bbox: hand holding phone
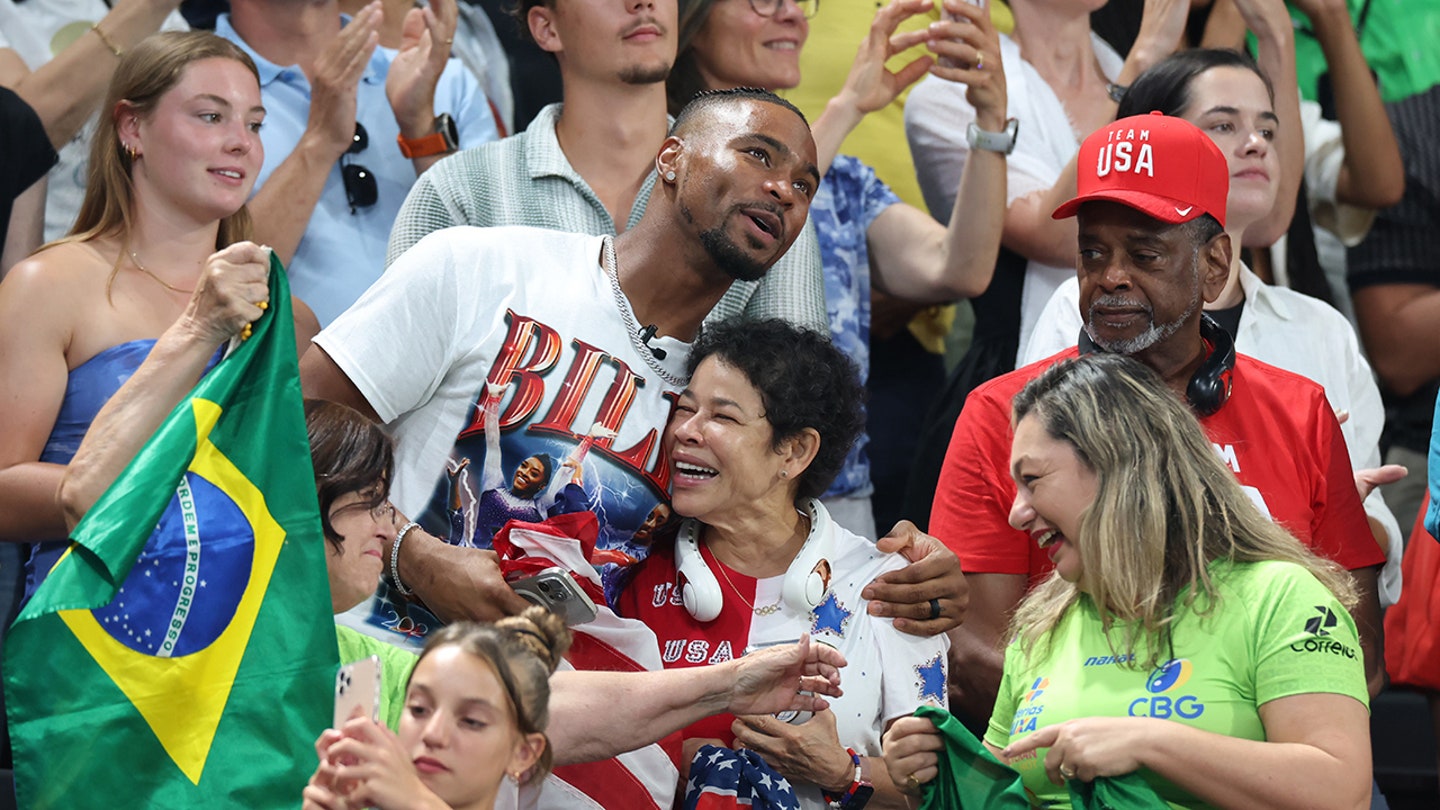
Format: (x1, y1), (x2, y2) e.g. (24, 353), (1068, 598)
(510, 566), (598, 625)
(334, 655), (382, 728)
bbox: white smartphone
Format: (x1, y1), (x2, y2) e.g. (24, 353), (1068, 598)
(511, 566), (599, 626)
(334, 655), (382, 727)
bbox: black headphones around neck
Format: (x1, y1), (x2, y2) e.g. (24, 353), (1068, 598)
(1078, 313), (1235, 417)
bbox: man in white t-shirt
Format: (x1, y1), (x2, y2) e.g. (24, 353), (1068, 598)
(301, 88), (831, 637)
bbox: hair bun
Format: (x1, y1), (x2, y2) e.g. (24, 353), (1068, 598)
(497, 606), (572, 673)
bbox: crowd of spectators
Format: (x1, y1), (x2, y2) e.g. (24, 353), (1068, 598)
(1, 0), (1437, 807)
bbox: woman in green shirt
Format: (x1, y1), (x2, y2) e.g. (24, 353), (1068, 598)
(882, 353), (1371, 809)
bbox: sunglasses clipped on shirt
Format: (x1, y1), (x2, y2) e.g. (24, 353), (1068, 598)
(341, 122), (377, 214)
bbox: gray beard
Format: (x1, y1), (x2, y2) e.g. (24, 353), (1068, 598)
(1085, 292), (1199, 355)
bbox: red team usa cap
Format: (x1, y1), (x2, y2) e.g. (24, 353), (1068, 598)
(1052, 111), (1229, 228)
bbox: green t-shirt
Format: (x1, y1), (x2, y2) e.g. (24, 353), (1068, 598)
(984, 560), (1367, 809)
(337, 624), (418, 732)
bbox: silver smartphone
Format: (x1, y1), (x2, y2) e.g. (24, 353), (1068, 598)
(334, 655), (382, 727)
(511, 566), (599, 626)
(939, 0), (987, 69)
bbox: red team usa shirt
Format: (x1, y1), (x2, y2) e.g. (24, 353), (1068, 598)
(931, 348), (1385, 586)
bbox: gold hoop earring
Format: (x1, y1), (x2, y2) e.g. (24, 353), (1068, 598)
(123, 143), (138, 162)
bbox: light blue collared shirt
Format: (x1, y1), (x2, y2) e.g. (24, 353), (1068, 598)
(216, 14), (499, 325)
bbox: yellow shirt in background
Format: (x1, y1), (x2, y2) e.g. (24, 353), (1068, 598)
(781, 1), (1013, 353)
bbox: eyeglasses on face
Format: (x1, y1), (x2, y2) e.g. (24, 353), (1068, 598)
(340, 122), (377, 214)
(747, 0), (819, 19)
(333, 498), (395, 524)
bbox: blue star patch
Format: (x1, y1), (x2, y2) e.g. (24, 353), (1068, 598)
(810, 592), (852, 637)
(915, 654), (946, 704)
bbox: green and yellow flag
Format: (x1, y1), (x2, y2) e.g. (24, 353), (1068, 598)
(4, 254), (338, 807)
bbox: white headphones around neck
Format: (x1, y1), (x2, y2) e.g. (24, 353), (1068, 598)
(674, 498), (833, 622)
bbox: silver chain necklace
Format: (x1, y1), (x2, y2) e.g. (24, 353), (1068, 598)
(601, 235), (686, 387)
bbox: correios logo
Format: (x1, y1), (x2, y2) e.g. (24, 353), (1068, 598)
(1128, 659), (1204, 719)
(1305, 606), (1338, 636)
(1292, 605), (1357, 658)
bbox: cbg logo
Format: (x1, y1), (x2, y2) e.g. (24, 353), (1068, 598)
(1127, 658), (1204, 719)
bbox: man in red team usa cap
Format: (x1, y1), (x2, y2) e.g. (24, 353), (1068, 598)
(929, 113), (1386, 727)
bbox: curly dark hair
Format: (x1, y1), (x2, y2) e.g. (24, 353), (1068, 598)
(686, 319), (863, 500)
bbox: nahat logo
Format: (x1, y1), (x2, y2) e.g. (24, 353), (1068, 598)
(1305, 606), (1338, 636)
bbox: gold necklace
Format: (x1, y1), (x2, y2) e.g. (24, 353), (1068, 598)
(128, 251), (195, 295)
(712, 551), (784, 616)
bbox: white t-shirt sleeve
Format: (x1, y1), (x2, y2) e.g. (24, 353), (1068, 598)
(313, 230), (469, 424)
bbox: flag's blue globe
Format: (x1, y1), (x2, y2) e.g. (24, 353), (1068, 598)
(94, 472), (254, 657)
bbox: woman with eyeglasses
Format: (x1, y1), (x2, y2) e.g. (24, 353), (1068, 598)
(0, 31), (318, 603)
(664, 0), (1007, 541)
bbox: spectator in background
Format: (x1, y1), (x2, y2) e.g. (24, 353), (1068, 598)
(776, 0), (959, 535)
(216, 0), (498, 325)
(1195, 0), (1405, 328)
(0, 86), (56, 272)
(338, 0), (514, 134)
(384, 0), (828, 334)
(1021, 47), (1406, 612)
(663, 0), (1007, 539)
(886, 353), (1372, 810)
(0, 0), (189, 244)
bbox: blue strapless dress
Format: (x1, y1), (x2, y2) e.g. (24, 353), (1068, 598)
(25, 339), (221, 598)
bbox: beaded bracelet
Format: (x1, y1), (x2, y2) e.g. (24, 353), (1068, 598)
(91, 23), (123, 58)
(390, 521), (421, 597)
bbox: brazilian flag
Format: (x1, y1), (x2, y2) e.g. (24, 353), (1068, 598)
(4, 254), (338, 807)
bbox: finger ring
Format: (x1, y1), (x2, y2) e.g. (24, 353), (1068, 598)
(240, 323), (254, 341)
(928, 598), (942, 621)
(905, 773), (920, 792)
(975, 52), (985, 71)
(444, 38), (454, 44)
(258, 300), (269, 311)
(1059, 764), (1076, 780)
